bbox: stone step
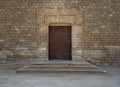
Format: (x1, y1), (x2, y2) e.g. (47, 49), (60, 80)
(17, 64), (106, 74)
(16, 60), (106, 74)
(20, 67), (98, 70)
(0, 64), (23, 70)
(23, 65), (98, 70)
(29, 63), (92, 66)
(27, 64), (95, 67)
(16, 68), (105, 74)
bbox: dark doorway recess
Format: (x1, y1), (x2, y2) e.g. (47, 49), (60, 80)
(49, 26), (72, 60)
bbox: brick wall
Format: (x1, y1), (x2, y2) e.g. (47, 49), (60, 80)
(0, 0), (120, 66)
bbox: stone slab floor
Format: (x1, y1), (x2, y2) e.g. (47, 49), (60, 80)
(0, 67), (120, 87)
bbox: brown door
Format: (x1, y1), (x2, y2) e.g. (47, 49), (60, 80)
(49, 26), (71, 60)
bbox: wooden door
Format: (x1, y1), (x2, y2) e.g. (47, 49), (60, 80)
(49, 26), (71, 60)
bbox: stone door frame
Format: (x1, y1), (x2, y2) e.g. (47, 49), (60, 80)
(37, 14), (83, 61)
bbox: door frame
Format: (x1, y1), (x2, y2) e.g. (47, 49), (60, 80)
(48, 23), (72, 60)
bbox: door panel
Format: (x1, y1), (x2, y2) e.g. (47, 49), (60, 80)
(49, 26), (71, 60)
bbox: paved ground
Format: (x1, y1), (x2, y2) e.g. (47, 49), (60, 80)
(0, 67), (120, 87)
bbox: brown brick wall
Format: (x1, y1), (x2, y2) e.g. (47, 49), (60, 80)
(0, 0), (120, 66)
